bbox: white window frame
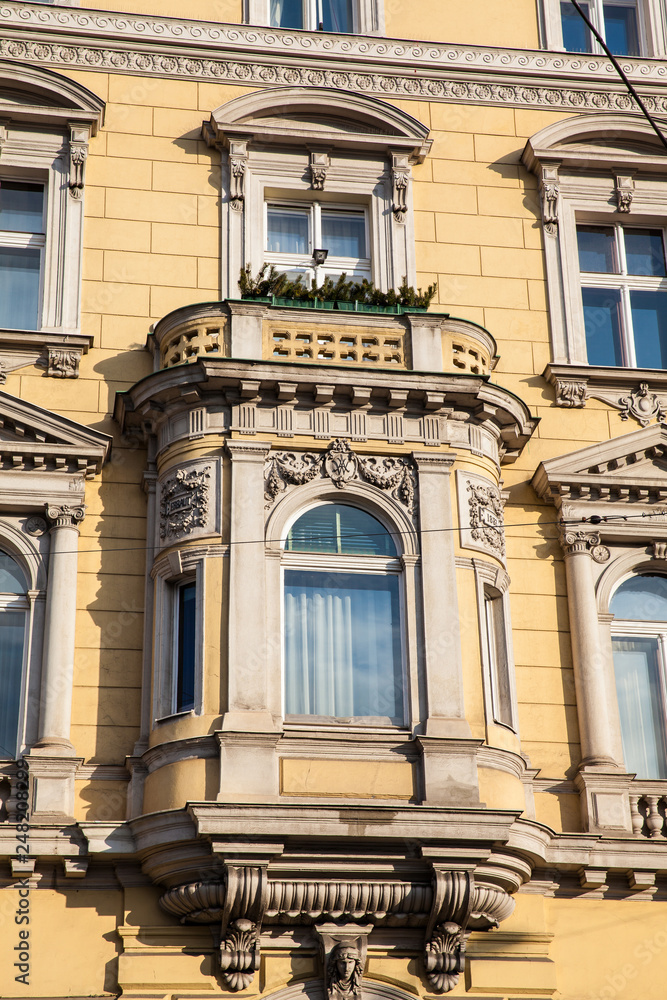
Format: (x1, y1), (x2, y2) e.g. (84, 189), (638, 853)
(541, 0), (666, 55)
(246, 0), (384, 33)
(576, 220), (667, 368)
(472, 560), (519, 737)
(153, 558), (205, 725)
(278, 498), (410, 728)
(0, 180), (47, 333)
(264, 200), (372, 286)
(268, 0), (356, 32)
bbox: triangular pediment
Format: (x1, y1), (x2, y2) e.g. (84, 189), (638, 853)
(533, 424), (667, 503)
(0, 391), (111, 477)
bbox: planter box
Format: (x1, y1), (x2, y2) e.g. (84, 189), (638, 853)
(335, 302), (402, 314)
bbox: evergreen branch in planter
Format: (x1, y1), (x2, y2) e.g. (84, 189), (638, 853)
(238, 265), (437, 309)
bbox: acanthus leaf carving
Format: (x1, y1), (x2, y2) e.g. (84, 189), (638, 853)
(218, 865), (269, 992)
(219, 918), (260, 991)
(264, 439), (417, 517)
(47, 348), (81, 379)
(159, 465), (211, 540)
(554, 377), (587, 408)
(424, 922), (470, 993)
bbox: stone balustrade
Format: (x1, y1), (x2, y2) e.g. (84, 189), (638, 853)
(629, 786), (667, 837)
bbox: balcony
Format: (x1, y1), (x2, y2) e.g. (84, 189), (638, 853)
(148, 299), (498, 377)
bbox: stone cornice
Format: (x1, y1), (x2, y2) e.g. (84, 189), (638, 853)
(5, 3), (667, 110)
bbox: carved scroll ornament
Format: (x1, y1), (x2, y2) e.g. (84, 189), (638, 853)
(264, 438), (417, 517)
(159, 465), (211, 540)
(619, 383), (666, 427)
(467, 480), (505, 556)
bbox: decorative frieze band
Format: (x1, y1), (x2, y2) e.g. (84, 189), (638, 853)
(264, 438), (418, 517)
(4, 5), (667, 112)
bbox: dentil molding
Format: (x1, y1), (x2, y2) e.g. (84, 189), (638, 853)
(5, 3), (667, 110)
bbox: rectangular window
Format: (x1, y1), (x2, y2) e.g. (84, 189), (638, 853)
(174, 580), (196, 713)
(484, 589), (515, 730)
(0, 181), (45, 331)
(577, 223), (667, 367)
(265, 201), (371, 285)
(269, 0), (354, 31)
(612, 635), (667, 778)
(560, 0), (641, 55)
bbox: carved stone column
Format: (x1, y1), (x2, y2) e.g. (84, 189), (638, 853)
(28, 503), (85, 818)
(221, 441), (280, 801)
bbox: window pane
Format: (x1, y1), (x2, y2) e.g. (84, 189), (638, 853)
(630, 290), (667, 368)
(613, 636), (667, 778)
(322, 0), (354, 32)
(321, 212), (366, 258)
(485, 594), (513, 728)
(176, 582), (196, 712)
(611, 574), (667, 621)
(0, 611), (25, 758)
(267, 208), (309, 254)
(0, 554), (26, 595)
(0, 182), (44, 234)
(624, 229), (666, 277)
(269, 0), (303, 28)
(0, 248), (40, 330)
(582, 287), (624, 366)
(603, 3), (640, 56)
(284, 570), (403, 721)
(287, 504), (397, 556)
(577, 226), (617, 273)
(561, 1), (593, 51)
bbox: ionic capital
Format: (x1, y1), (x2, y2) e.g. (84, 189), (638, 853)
(559, 527), (609, 563)
(45, 503), (86, 529)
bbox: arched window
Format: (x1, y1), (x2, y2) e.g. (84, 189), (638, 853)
(610, 573), (667, 778)
(0, 551), (28, 758)
(283, 502), (404, 724)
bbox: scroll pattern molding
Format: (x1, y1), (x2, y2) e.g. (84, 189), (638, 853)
(264, 439), (417, 517)
(159, 867), (514, 994)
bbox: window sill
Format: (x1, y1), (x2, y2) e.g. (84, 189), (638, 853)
(545, 362), (667, 426)
(0, 329), (93, 381)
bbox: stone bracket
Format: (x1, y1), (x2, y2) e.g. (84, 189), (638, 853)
(219, 864), (269, 991)
(68, 123), (91, 200)
(539, 162), (560, 236)
(391, 153), (410, 223)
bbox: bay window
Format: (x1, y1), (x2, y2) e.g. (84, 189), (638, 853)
(174, 580), (196, 714)
(610, 573), (667, 779)
(578, 224), (667, 368)
(283, 503), (404, 724)
(265, 202), (371, 285)
(0, 181), (45, 331)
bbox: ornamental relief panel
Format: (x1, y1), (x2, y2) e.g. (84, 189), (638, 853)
(456, 470), (505, 560)
(264, 439), (417, 519)
(158, 459), (220, 546)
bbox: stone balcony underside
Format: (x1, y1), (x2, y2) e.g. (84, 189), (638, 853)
(149, 299), (499, 379)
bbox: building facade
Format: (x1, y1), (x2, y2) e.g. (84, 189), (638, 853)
(1, 0), (667, 997)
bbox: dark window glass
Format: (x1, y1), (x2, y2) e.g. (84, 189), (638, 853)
(630, 290), (667, 368)
(284, 570), (403, 720)
(485, 592), (513, 728)
(625, 229), (666, 277)
(176, 582), (196, 712)
(0, 248), (41, 330)
(603, 3), (640, 55)
(287, 504), (397, 556)
(582, 287), (624, 365)
(577, 225), (618, 273)
(561, 1), (593, 51)
(322, 0), (354, 32)
(0, 610), (26, 758)
(0, 182), (44, 234)
(269, 0), (303, 28)
(611, 574), (667, 621)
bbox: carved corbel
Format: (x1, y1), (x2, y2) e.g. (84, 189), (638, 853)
(554, 377), (587, 408)
(309, 150), (330, 191)
(0, 120), (8, 158)
(228, 140), (248, 212)
(218, 865), (268, 990)
(47, 347), (82, 379)
(391, 153), (410, 223)
(539, 163), (560, 236)
(651, 540), (667, 560)
(614, 172), (635, 213)
(68, 124), (90, 200)
(314, 923), (371, 1000)
(618, 383), (666, 426)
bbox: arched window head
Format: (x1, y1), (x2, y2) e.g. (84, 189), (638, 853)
(0, 550), (27, 759)
(283, 502), (404, 724)
(610, 572), (667, 779)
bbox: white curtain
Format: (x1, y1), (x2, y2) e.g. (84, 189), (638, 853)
(0, 610), (26, 759)
(612, 637), (667, 778)
(284, 571), (401, 720)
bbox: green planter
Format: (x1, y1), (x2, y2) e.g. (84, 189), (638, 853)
(272, 296), (316, 308)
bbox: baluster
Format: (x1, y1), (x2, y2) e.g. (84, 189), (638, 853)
(646, 796), (663, 838)
(629, 794), (645, 836)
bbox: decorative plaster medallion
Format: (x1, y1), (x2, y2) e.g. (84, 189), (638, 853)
(264, 438), (417, 516)
(159, 463), (212, 540)
(457, 472), (505, 559)
(618, 383), (666, 427)
(24, 516), (48, 536)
